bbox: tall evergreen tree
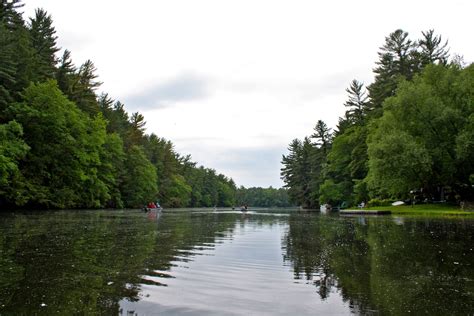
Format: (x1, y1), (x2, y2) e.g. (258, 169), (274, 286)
(0, 23), (16, 116)
(56, 49), (76, 97)
(99, 99), (131, 137)
(0, 0), (24, 29)
(311, 120), (332, 156)
(9, 15), (34, 98)
(367, 29), (415, 116)
(29, 8), (59, 82)
(343, 79), (368, 124)
(281, 139), (304, 205)
(127, 112), (146, 147)
(418, 29), (449, 66)
(71, 60), (101, 115)
(0, 0), (34, 105)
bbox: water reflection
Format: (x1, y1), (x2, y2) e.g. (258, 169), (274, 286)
(0, 209), (473, 315)
(121, 210), (349, 315)
(0, 210), (158, 315)
(283, 213), (474, 315)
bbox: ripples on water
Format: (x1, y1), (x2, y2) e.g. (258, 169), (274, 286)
(123, 212), (347, 316)
(0, 209), (473, 315)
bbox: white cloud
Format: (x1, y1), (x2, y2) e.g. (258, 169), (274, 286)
(123, 72), (210, 110)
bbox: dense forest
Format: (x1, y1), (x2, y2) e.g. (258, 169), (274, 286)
(281, 29), (474, 208)
(0, 1), (242, 209)
(236, 186), (293, 207)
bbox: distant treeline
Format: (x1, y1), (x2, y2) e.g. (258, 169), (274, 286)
(0, 1), (239, 209)
(236, 187), (293, 207)
(281, 29), (474, 208)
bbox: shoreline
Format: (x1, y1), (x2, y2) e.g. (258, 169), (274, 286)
(364, 204), (474, 217)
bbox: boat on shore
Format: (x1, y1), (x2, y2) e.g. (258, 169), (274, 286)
(320, 204), (333, 214)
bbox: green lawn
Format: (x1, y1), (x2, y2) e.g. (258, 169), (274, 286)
(364, 203), (474, 216)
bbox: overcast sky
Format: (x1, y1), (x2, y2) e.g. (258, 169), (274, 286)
(24, 0), (474, 188)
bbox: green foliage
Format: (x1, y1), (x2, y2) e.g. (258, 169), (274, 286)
(367, 29), (414, 115)
(320, 125), (368, 206)
(0, 23), (16, 115)
(56, 50), (76, 98)
(282, 29), (473, 207)
(0, 3), (239, 209)
(236, 186), (292, 207)
(366, 198), (392, 207)
(367, 123), (432, 197)
(367, 29), (449, 117)
(353, 179), (369, 204)
(28, 8), (58, 82)
(121, 146), (158, 208)
(343, 79), (369, 125)
(0, 120), (29, 190)
(164, 174), (191, 207)
(217, 180), (235, 207)
(71, 60), (101, 116)
(311, 120), (332, 154)
(367, 64), (474, 199)
(281, 138), (319, 208)
(319, 179), (345, 205)
(281, 138), (304, 204)
(6, 81), (110, 208)
(98, 133), (125, 208)
(418, 29), (449, 67)
(0, 2), (35, 114)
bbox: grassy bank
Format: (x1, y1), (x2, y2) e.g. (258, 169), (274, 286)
(364, 204), (474, 216)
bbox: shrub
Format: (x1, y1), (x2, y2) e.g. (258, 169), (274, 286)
(367, 198), (392, 207)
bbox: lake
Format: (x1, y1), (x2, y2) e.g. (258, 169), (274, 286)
(0, 208), (473, 315)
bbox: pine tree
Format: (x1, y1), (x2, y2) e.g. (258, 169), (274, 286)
(281, 139), (304, 205)
(71, 60), (101, 115)
(0, 0), (24, 30)
(311, 120), (332, 155)
(343, 79), (368, 124)
(367, 29), (415, 116)
(418, 29), (449, 66)
(127, 112), (146, 147)
(0, 23), (16, 116)
(10, 15), (34, 97)
(29, 8), (59, 81)
(56, 50), (76, 97)
(0, 0), (34, 106)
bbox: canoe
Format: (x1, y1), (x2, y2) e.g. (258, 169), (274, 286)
(143, 207), (162, 212)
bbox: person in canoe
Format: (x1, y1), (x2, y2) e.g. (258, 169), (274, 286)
(143, 201), (157, 212)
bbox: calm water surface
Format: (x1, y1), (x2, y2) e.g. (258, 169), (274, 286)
(0, 209), (473, 315)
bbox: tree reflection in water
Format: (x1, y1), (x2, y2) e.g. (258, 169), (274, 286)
(282, 213), (474, 315)
(0, 210), (239, 315)
(1, 210), (473, 315)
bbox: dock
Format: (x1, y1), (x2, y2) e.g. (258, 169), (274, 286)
(340, 209), (392, 215)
